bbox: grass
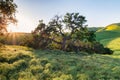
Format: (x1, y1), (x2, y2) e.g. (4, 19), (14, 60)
(97, 23), (120, 32)
(100, 38), (120, 50)
(1, 45), (120, 80)
(96, 30), (120, 41)
(105, 23), (120, 31)
(96, 23), (120, 42)
(95, 24), (120, 77)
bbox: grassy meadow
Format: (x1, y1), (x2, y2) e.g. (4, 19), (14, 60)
(1, 0), (120, 79)
(1, 45), (120, 80)
(1, 23), (120, 80)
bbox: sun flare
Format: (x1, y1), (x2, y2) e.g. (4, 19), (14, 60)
(8, 24), (18, 32)
(7, 13), (35, 33)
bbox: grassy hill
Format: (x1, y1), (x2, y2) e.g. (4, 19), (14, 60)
(96, 23), (120, 52)
(105, 23), (120, 31)
(100, 38), (120, 51)
(96, 23), (120, 42)
(97, 23), (120, 32)
(1, 45), (120, 80)
(96, 30), (120, 41)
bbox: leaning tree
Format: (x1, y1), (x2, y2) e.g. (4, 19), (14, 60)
(48, 13), (88, 50)
(26, 12), (113, 54)
(32, 13), (92, 50)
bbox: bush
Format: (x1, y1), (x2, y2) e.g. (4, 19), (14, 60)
(103, 48), (113, 54)
(19, 35), (34, 47)
(66, 41), (113, 54)
(93, 42), (113, 54)
(20, 34), (51, 49)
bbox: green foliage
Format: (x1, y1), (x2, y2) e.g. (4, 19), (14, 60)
(66, 41), (112, 54)
(19, 34), (34, 47)
(21, 20), (52, 49)
(93, 42), (113, 54)
(72, 29), (96, 42)
(21, 12), (110, 54)
(0, 0), (17, 16)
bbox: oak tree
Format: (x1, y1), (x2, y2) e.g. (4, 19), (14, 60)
(0, 0), (17, 34)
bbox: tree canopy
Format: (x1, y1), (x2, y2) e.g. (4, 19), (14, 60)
(20, 12), (113, 54)
(0, 0), (17, 34)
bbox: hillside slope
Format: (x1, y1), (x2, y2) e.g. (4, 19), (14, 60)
(96, 23), (120, 40)
(1, 46), (120, 80)
(96, 23), (120, 52)
(96, 30), (120, 41)
(97, 23), (120, 32)
(105, 23), (120, 31)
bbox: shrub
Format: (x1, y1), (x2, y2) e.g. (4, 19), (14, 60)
(66, 41), (113, 54)
(20, 34), (51, 49)
(19, 35), (34, 48)
(103, 48), (113, 54)
(93, 42), (113, 54)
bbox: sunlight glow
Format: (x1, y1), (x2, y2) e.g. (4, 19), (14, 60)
(7, 12), (36, 33)
(8, 24), (18, 32)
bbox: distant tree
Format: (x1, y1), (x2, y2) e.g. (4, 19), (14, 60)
(0, 0), (17, 35)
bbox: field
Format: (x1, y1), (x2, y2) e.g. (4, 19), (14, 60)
(1, 45), (120, 80)
(1, 23), (120, 80)
(1, 0), (120, 79)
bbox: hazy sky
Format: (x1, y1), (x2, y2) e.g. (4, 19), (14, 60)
(9, 0), (120, 32)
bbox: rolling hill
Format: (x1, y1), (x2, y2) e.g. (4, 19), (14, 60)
(105, 23), (120, 31)
(97, 23), (120, 32)
(96, 23), (120, 51)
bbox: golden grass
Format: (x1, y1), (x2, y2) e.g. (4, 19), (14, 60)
(105, 24), (120, 31)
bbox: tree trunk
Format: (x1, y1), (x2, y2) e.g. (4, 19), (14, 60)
(61, 35), (72, 51)
(61, 37), (67, 51)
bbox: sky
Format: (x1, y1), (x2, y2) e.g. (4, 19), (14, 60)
(8, 0), (120, 32)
